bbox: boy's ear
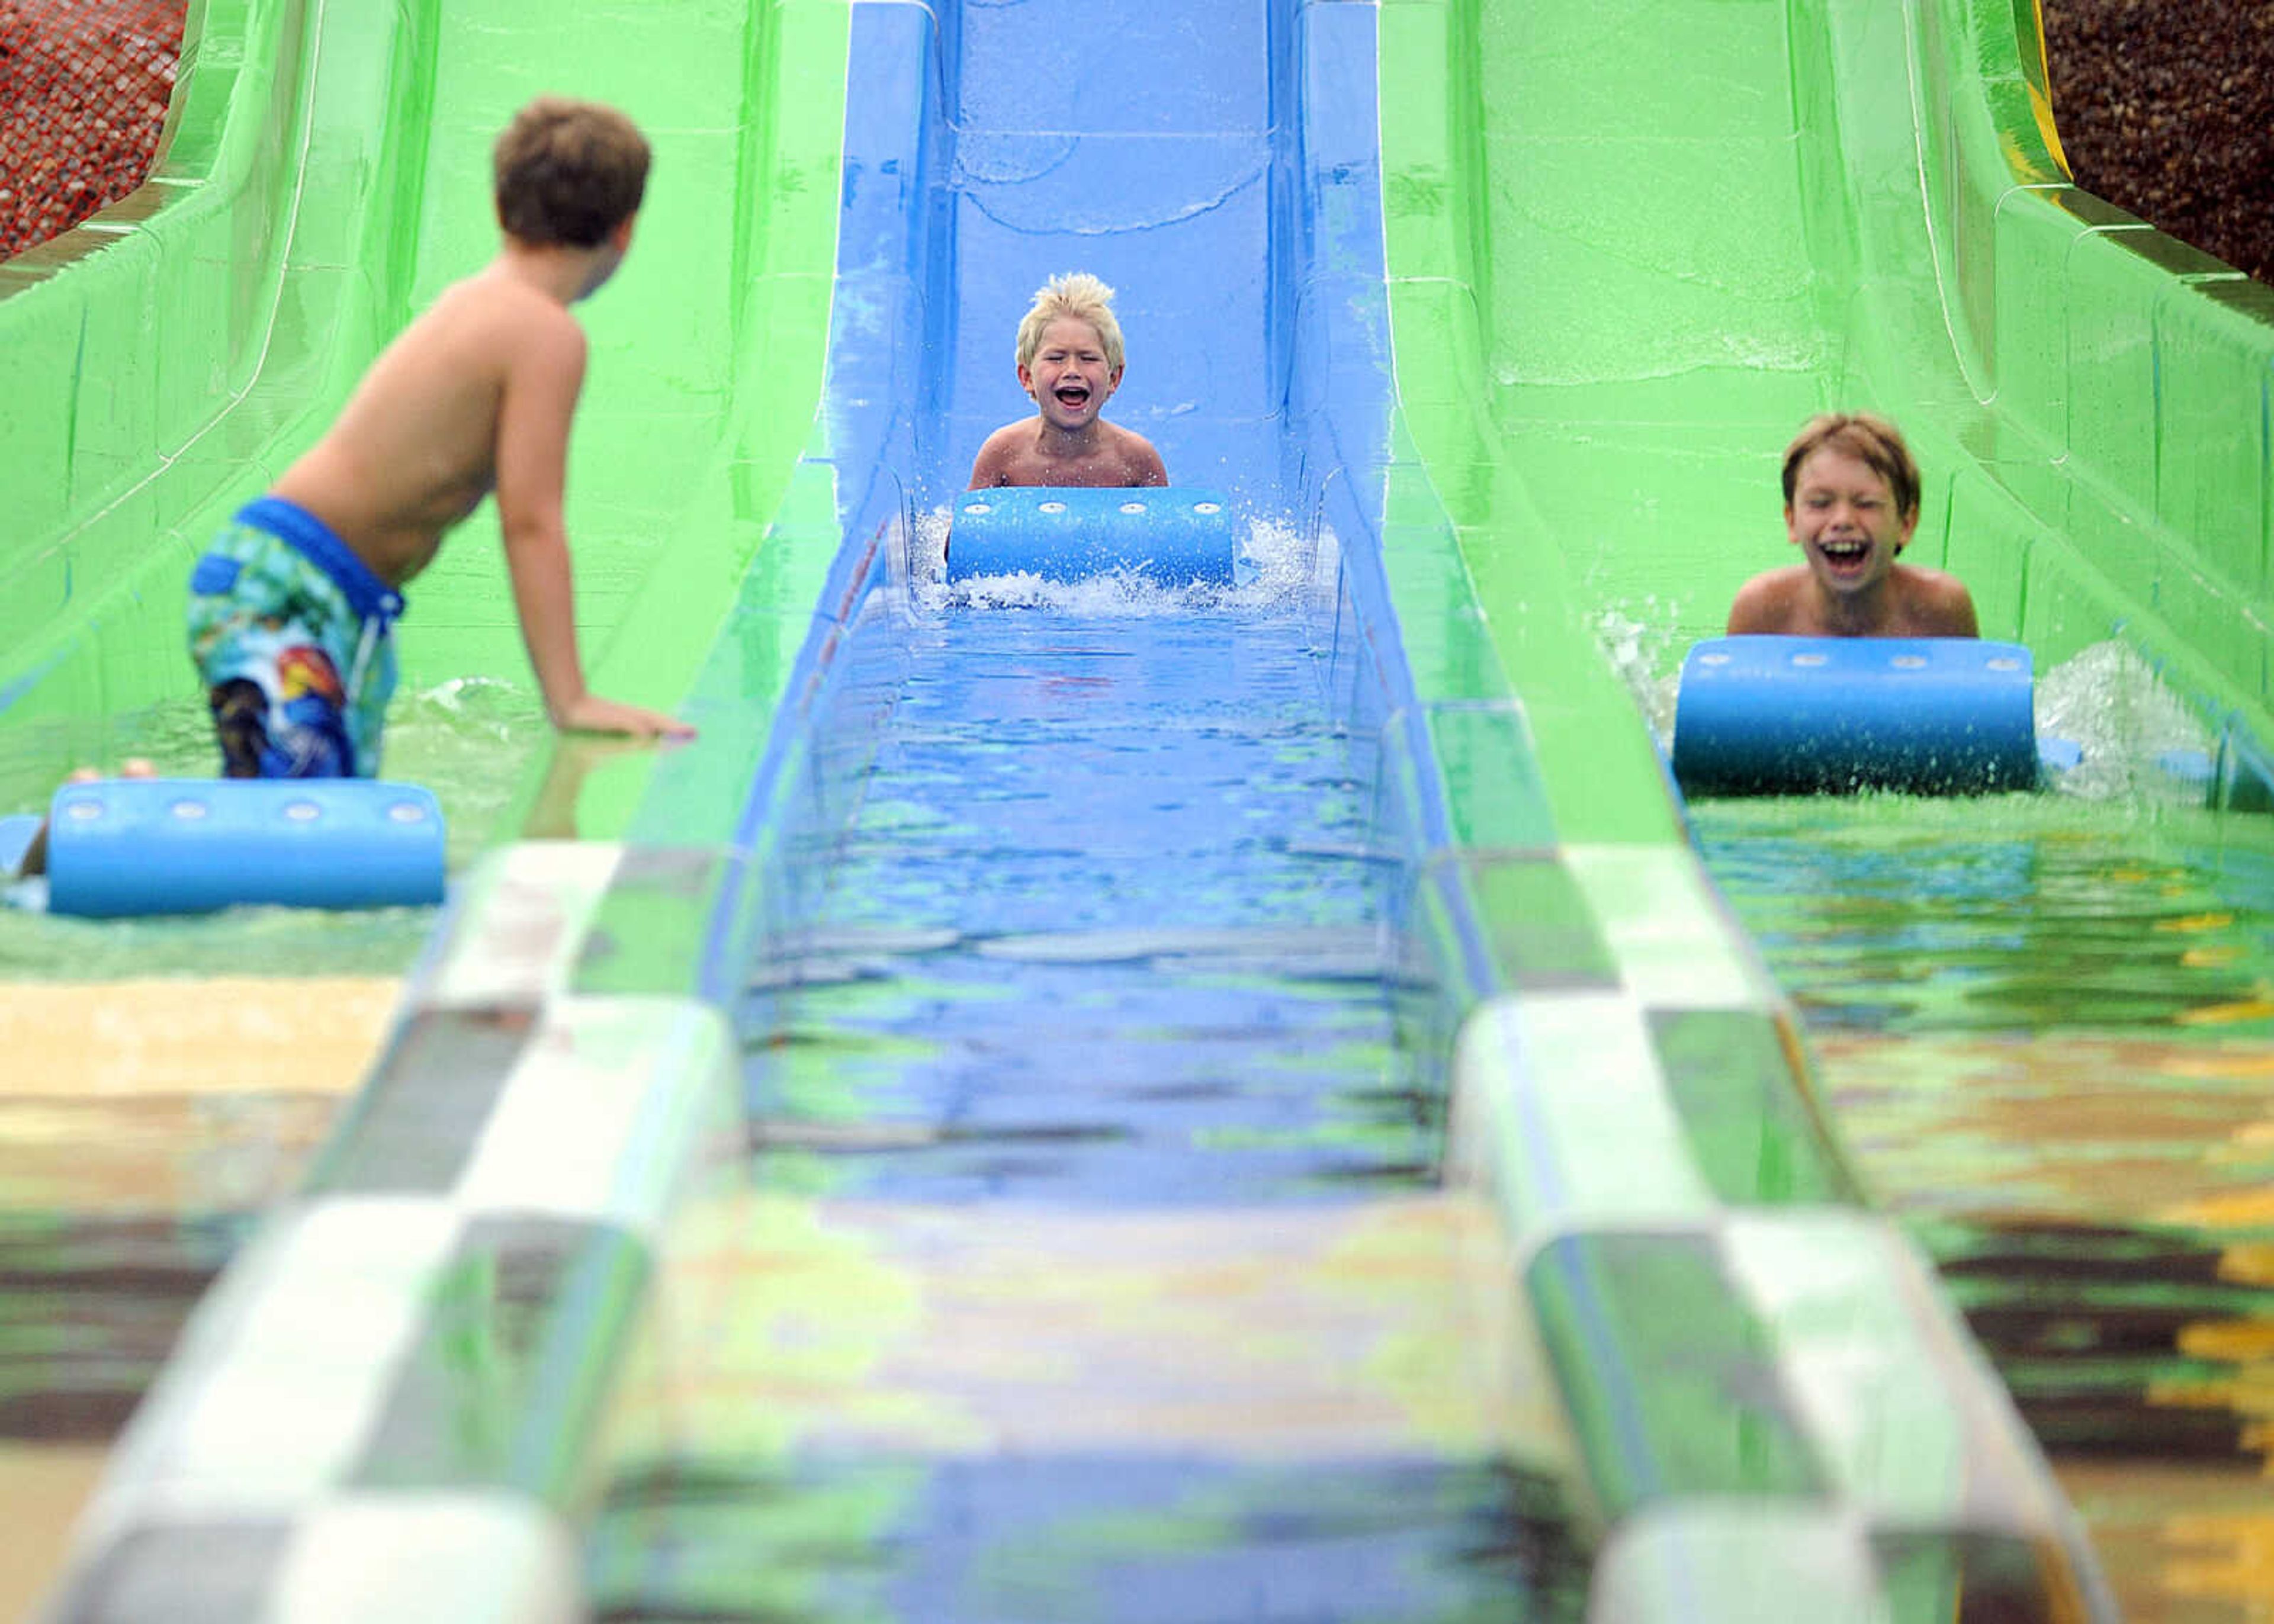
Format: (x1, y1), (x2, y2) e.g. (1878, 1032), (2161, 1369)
(609, 213), (638, 253)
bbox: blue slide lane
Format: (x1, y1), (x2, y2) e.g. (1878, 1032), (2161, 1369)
(581, 2), (1595, 1617)
(714, 0), (1451, 1201)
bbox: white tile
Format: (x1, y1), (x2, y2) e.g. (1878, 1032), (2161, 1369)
(1452, 993), (1716, 1250)
(271, 1491), (579, 1624)
(1565, 843), (1777, 1009)
(1587, 1502), (1880, 1624)
(413, 843), (624, 1011)
(1721, 1212), (1999, 1527)
(454, 996), (737, 1241)
(77, 1200), (457, 1535)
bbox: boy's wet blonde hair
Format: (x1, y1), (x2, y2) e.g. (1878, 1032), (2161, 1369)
(494, 97), (650, 249)
(1015, 272), (1126, 374)
(1781, 411), (1922, 520)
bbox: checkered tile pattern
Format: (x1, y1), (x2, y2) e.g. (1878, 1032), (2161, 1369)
(1428, 837), (2115, 1614)
(36, 845), (738, 1624)
(1341, 446), (2114, 1616)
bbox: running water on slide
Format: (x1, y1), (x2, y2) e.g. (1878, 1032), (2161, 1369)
(5, 0), (2267, 1619)
(581, 4), (1603, 1613)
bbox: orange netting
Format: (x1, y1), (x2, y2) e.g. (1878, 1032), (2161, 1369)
(0, 0), (185, 261)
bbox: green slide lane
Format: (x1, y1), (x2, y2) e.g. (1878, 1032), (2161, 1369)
(1380, 1), (2274, 1613)
(0, 0), (849, 848)
(1382, 0), (2274, 825)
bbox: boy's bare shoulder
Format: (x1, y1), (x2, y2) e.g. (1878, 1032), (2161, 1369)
(411, 272), (586, 369)
(1726, 565), (1809, 633)
(968, 422), (1026, 487)
(975, 420), (1026, 457)
(1106, 422), (1168, 486)
(1895, 563), (1979, 636)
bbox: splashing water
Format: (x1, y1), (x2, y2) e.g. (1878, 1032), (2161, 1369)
(1591, 612), (2234, 806)
(1589, 599), (1687, 744)
(913, 504), (1329, 618)
(2035, 641), (2217, 804)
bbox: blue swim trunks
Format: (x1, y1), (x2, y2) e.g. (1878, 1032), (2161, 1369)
(185, 497), (404, 778)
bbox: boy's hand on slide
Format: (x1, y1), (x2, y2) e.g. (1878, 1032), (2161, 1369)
(557, 693), (696, 740)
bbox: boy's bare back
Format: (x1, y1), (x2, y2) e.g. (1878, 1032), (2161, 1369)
(256, 95), (681, 739)
(271, 266), (587, 589)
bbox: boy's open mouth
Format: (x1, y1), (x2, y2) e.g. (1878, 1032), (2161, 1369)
(1819, 538), (1870, 568)
(1055, 385), (1091, 407)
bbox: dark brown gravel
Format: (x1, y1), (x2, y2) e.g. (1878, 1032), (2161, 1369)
(2041, 0), (2274, 282)
(0, 0), (183, 260)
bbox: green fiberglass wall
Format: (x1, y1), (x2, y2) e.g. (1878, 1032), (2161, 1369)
(1382, 0), (2274, 819)
(0, 0), (846, 845)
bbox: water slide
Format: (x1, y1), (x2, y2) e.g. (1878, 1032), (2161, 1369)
(5, 0), (2271, 1617)
(1379, 5), (2274, 1615)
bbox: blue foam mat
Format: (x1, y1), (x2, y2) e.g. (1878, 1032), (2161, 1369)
(1672, 635), (2041, 796)
(43, 778), (447, 917)
(948, 487), (1235, 585)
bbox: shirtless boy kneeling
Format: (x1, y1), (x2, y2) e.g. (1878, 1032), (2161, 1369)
(190, 94), (692, 782)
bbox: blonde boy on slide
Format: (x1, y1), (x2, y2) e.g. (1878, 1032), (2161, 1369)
(969, 273), (1168, 490)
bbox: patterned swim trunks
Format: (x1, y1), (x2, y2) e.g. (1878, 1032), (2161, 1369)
(185, 496), (404, 778)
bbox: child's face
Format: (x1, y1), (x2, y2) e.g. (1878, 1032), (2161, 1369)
(1019, 317), (1120, 431)
(1785, 446), (1918, 598)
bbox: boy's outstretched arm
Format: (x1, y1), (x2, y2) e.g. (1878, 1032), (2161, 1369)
(497, 314), (693, 739)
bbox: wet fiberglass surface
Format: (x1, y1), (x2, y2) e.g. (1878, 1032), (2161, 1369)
(1686, 651), (2274, 1621)
(581, 0), (1595, 1612)
(586, 551), (1594, 1621)
(738, 562), (1431, 1205)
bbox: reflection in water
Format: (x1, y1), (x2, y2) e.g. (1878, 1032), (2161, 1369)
(0, 677), (550, 1601)
(591, 1453), (1585, 1624)
(593, 1193), (1589, 1622)
(591, 569), (1592, 1618)
(744, 572), (1430, 1209)
(0, 1215), (245, 1441)
(1692, 787), (2274, 1622)
(1695, 795), (2274, 1037)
